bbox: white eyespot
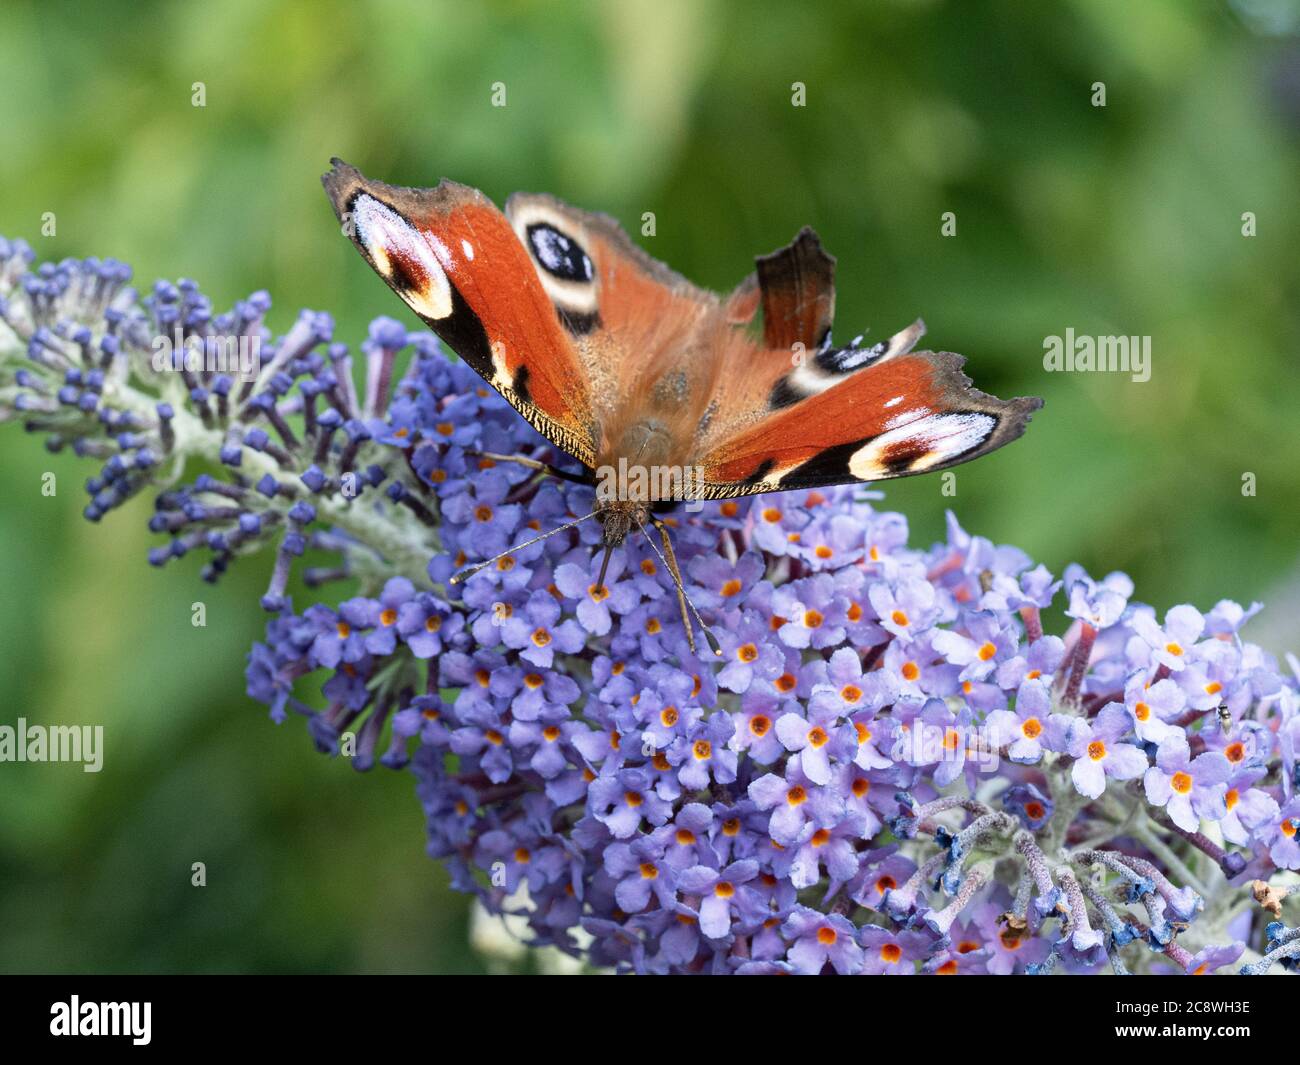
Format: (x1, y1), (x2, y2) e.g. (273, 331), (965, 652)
(846, 412), (996, 480)
(884, 395), (904, 408)
(351, 193), (453, 321)
(461, 239), (475, 261)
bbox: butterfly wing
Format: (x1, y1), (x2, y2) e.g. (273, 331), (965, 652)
(322, 159), (599, 466)
(692, 230), (1042, 497)
(502, 191), (722, 457)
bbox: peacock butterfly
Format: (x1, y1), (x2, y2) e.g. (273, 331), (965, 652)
(322, 159), (1042, 652)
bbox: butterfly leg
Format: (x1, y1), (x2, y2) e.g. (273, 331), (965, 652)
(645, 516), (722, 658)
(464, 450), (592, 485)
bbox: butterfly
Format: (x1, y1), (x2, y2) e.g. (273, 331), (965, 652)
(322, 158), (1042, 653)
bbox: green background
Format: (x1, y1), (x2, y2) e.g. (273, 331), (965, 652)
(0, 0), (1297, 972)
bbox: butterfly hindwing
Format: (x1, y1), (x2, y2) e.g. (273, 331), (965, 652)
(755, 226), (836, 351)
(322, 159), (599, 467)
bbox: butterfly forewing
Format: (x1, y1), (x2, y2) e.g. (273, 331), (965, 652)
(322, 159), (599, 467)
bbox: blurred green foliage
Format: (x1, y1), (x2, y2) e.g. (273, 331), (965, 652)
(0, 0), (1297, 972)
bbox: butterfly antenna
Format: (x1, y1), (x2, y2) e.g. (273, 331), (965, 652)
(595, 542), (614, 596)
(450, 510), (600, 585)
(463, 449), (591, 486)
(636, 517), (723, 658)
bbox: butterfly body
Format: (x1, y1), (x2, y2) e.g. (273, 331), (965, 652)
(321, 159), (1042, 553)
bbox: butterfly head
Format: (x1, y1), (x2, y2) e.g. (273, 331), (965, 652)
(595, 500), (647, 548)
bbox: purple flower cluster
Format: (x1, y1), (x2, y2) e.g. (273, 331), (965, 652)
(4, 237), (1297, 975)
(247, 343), (1300, 975)
(0, 236), (439, 595)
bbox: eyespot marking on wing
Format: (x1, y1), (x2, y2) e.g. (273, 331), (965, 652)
(846, 411), (997, 480)
(510, 203), (600, 320)
(350, 193), (453, 321)
(527, 222), (594, 282)
(767, 319), (927, 410)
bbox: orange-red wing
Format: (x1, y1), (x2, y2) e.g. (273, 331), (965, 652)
(696, 349), (1043, 497)
(322, 159), (598, 467)
(503, 192), (719, 455)
(755, 227), (836, 351)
